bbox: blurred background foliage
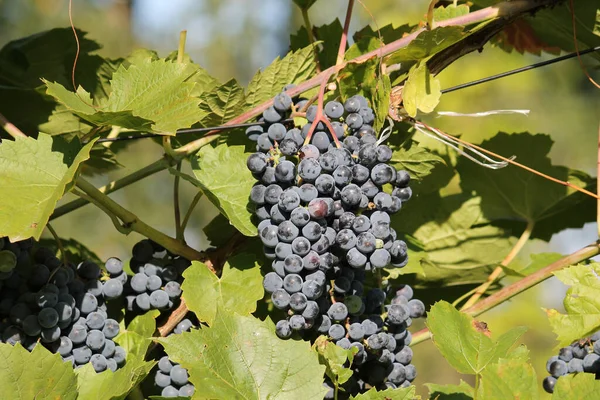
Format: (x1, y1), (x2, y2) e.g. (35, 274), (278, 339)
(0, 0), (598, 397)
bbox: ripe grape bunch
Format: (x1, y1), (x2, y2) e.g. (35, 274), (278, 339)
(124, 239), (189, 314)
(246, 88), (424, 394)
(154, 318), (196, 398)
(0, 237), (127, 373)
(543, 331), (600, 393)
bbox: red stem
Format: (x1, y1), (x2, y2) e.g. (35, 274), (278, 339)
(336, 0), (355, 66)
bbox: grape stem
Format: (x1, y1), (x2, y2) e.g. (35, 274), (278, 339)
(301, 8), (321, 73)
(173, 162), (183, 243)
(45, 223), (68, 268)
(460, 220), (535, 310)
(75, 177), (205, 261)
(50, 158), (173, 220)
(174, 0), (561, 156)
(180, 191), (203, 236)
(0, 112), (26, 138)
(410, 240), (600, 346)
(336, 0), (355, 66)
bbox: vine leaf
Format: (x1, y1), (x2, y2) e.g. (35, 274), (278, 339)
(545, 263), (600, 347)
(159, 310), (328, 400)
(458, 133), (595, 241)
(402, 62), (441, 117)
(388, 140), (448, 187)
(427, 301), (527, 374)
(182, 254), (263, 326)
(0, 343), (78, 400)
(313, 336), (355, 386)
(425, 380), (474, 400)
(191, 144), (257, 237)
(0, 133), (95, 241)
(115, 310), (160, 357)
(391, 194), (515, 287)
(433, 4), (470, 22)
(75, 356), (154, 400)
(246, 45), (318, 108)
(477, 352), (538, 400)
(552, 372), (600, 399)
(290, 20), (343, 69)
(197, 79), (246, 127)
(350, 386), (416, 399)
(386, 26), (466, 65)
(293, 0), (319, 10)
(37, 237), (103, 266)
(370, 74), (391, 132)
(503, 252), (563, 277)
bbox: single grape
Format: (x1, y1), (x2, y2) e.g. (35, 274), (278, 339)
(263, 106), (282, 123)
(73, 346), (92, 365)
(159, 356), (173, 373)
(162, 386), (180, 398)
(543, 376), (557, 394)
(86, 311), (106, 330)
(179, 384), (195, 397)
(275, 320), (292, 339)
(324, 101), (344, 119)
(289, 292), (308, 312)
(298, 158), (322, 181)
(135, 293), (151, 311)
(549, 360), (568, 377)
(155, 370), (171, 388)
(164, 281), (182, 299)
(289, 315), (306, 331)
(86, 329), (106, 351)
(102, 319), (120, 339)
(170, 365), (189, 386)
(130, 273), (148, 293)
(329, 324), (346, 340)
(298, 184), (319, 203)
(271, 289), (291, 309)
(102, 279), (123, 299)
(90, 354), (108, 373)
(79, 292), (98, 314)
(101, 338), (116, 358)
(38, 307), (59, 328)
(68, 323), (87, 345)
(327, 303), (348, 321)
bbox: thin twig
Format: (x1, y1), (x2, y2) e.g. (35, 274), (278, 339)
(301, 8), (321, 73)
(0, 112), (26, 138)
(419, 121), (600, 200)
(158, 298), (189, 336)
(68, 0), (80, 91)
(177, 30), (187, 64)
(174, 162), (183, 243)
(460, 220), (535, 310)
(180, 191), (203, 234)
(336, 0), (355, 66)
(411, 241), (600, 346)
(46, 224), (68, 267)
(71, 188), (131, 234)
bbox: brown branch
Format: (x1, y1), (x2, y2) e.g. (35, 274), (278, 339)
(411, 241), (600, 345)
(175, 0), (561, 157)
(336, 0), (355, 66)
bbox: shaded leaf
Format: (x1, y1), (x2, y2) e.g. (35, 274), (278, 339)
(197, 79), (246, 127)
(0, 133), (95, 241)
(246, 45), (317, 108)
(313, 336), (355, 385)
(546, 263), (600, 347)
(370, 74), (391, 132)
(402, 62), (441, 117)
(389, 140), (447, 183)
(290, 21), (343, 69)
(353, 23), (414, 46)
(115, 310), (160, 357)
(426, 380), (474, 400)
(182, 254), (263, 325)
(427, 301), (527, 374)
(503, 252), (563, 277)
(386, 26), (466, 65)
(159, 310), (327, 400)
(0, 343), (78, 400)
(293, 0), (319, 10)
(191, 144), (256, 237)
(203, 214), (237, 248)
(37, 237), (103, 266)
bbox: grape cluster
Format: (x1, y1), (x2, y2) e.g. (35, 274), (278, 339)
(246, 89), (424, 394)
(124, 239), (189, 314)
(154, 318), (196, 398)
(0, 238), (127, 373)
(543, 331), (600, 393)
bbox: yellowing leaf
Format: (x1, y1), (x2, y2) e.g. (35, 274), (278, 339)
(402, 62), (441, 117)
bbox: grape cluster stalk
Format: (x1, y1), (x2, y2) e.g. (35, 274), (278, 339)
(0, 237), (127, 372)
(543, 331), (600, 393)
(246, 88), (425, 395)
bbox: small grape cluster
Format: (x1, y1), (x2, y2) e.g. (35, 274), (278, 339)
(246, 89), (424, 394)
(0, 238), (127, 373)
(543, 331), (600, 393)
(154, 318), (196, 398)
(124, 239), (189, 314)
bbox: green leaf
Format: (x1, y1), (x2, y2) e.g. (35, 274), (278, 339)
(290, 21), (343, 69)
(0, 133), (95, 241)
(191, 144), (256, 237)
(386, 26), (466, 65)
(75, 357), (154, 400)
(545, 263), (600, 347)
(106, 58), (202, 133)
(182, 254), (263, 325)
(293, 0), (319, 10)
(197, 79), (246, 127)
(0, 28), (100, 89)
(392, 193), (515, 287)
(313, 336), (355, 385)
(402, 62), (441, 117)
(0, 343), (78, 400)
(203, 214), (237, 248)
(351, 386), (416, 399)
(370, 74), (391, 132)
(353, 24), (414, 46)
(389, 140), (447, 184)
(45, 81), (153, 130)
(551, 372), (600, 399)
(115, 310), (160, 357)
(503, 252), (563, 277)
(246, 45), (317, 108)
(477, 355), (538, 400)
(426, 380), (474, 400)
(457, 133), (596, 241)
(434, 4), (470, 22)
(427, 301), (527, 374)
(159, 310), (327, 400)
(37, 237), (103, 266)
(594, 9), (600, 37)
